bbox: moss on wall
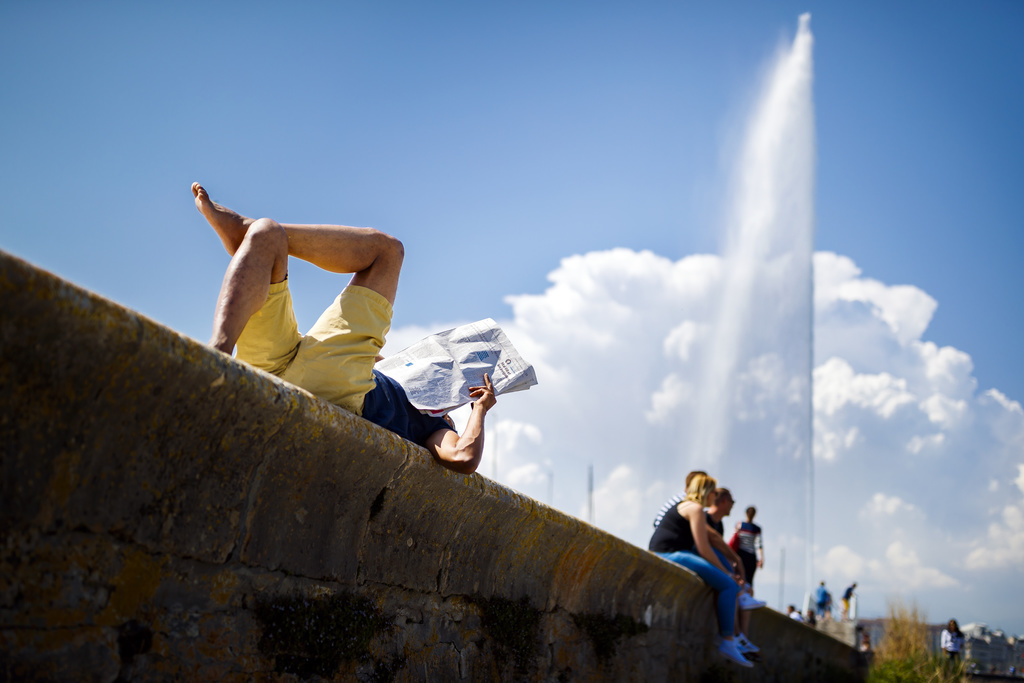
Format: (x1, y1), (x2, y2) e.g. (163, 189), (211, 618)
(1, 250), (864, 682)
(472, 594), (542, 671)
(252, 591), (390, 678)
(571, 611), (650, 662)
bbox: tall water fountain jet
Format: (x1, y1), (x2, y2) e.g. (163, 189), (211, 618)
(690, 14), (816, 601)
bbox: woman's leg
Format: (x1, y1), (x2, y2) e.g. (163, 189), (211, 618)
(659, 551), (739, 637)
(711, 547), (747, 637)
(739, 550), (758, 587)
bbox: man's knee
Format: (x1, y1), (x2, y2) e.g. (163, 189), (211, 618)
(349, 230), (404, 304)
(243, 218), (288, 254)
(375, 230), (404, 267)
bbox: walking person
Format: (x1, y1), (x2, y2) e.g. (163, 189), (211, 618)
(941, 619), (965, 667)
(733, 506), (764, 587)
(841, 583), (857, 621)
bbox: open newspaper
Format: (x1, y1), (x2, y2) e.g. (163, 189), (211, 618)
(375, 318), (538, 416)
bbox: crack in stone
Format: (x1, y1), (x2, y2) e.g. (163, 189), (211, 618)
(354, 452), (411, 582)
(0, 624), (112, 633)
(230, 417), (288, 564)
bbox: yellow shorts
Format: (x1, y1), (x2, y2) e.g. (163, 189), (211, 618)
(235, 281), (392, 416)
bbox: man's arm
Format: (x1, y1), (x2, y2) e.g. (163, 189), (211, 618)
(424, 374), (496, 474)
(684, 506), (732, 576)
(708, 529), (746, 583)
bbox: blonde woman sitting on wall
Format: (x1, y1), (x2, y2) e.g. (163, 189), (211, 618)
(648, 472), (754, 668)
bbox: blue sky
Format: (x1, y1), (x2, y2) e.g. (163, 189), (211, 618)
(2, 2), (1021, 402)
(3, 2), (1023, 633)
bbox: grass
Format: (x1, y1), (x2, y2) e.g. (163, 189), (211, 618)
(867, 599), (967, 683)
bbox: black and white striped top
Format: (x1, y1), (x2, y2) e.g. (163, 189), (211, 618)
(652, 494), (685, 528)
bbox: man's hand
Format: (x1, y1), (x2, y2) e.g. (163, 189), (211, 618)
(468, 373), (496, 412)
(425, 373), (495, 475)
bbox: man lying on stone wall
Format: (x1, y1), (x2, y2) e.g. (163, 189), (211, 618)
(192, 182), (495, 474)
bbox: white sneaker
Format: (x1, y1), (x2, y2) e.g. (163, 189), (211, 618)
(737, 633), (760, 653)
(717, 638), (754, 668)
(738, 592), (767, 610)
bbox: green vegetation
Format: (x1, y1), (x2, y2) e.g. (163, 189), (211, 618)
(571, 611), (649, 662)
(867, 600), (966, 683)
(253, 590), (394, 679)
(472, 594), (543, 671)
(472, 595), (654, 670)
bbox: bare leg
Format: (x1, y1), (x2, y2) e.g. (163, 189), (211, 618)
(193, 182), (404, 304)
(193, 182), (253, 255)
(738, 605), (751, 638)
(276, 222), (404, 303)
(209, 218), (289, 353)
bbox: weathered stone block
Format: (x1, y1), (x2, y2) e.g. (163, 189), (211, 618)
(0, 250), (862, 681)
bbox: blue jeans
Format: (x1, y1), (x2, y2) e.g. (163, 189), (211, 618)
(713, 548), (731, 572)
(658, 550), (738, 637)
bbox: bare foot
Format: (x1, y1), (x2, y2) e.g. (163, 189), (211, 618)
(192, 182), (253, 255)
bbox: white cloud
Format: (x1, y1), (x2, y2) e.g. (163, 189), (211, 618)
(820, 545), (866, 581)
(981, 390), (1024, 447)
(986, 389), (1024, 416)
(489, 419), (543, 484)
(663, 321), (706, 362)
(388, 247), (1024, 629)
(819, 541), (956, 591)
(814, 358), (916, 420)
(813, 253), (937, 346)
(735, 353), (792, 421)
(965, 473), (1024, 571)
(860, 493), (917, 518)
(906, 433), (945, 455)
(646, 373), (693, 424)
(506, 462), (546, 488)
(495, 420), (543, 453)
(884, 542), (958, 589)
(815, 422), (860, 462)
(582, 465), (669, 539)
(919, 394), (967, 429)
(917, 342), (974, 399)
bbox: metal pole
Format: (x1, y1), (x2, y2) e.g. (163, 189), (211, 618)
(779, 547), (786, 611)
(587, 465), (594, 524)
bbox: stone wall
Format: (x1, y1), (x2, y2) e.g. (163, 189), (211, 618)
(0, 249), (861, 681)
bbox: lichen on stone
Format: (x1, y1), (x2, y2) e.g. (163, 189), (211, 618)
(571, 611), (650, 662)
(471, 594), (542, 671)
(252, 590), (389, 678)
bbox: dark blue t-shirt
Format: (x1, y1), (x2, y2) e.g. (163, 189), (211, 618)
(361, 369), (453, 447)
